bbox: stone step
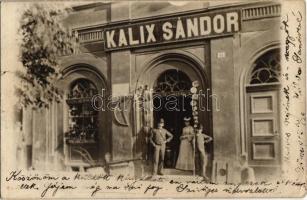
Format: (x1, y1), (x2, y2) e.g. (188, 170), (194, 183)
(147, 175), (208, 183)
(147, 168), (209, 182)
(163, 168), (194, 176)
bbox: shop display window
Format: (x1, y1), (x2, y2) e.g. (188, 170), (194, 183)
(66, 79), (98, 144)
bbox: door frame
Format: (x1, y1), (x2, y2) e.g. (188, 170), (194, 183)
(239, 44), (280, 155)
(135, 50), (209, 132)
(134, 50), (212, 175)
(245, 84), (281, 167)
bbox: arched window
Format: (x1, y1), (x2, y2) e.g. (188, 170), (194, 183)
(66, 79), (99, 143)
(64, 78), (100, 171)
(249, 49), (280, 85)
(245, 48), (281, 174)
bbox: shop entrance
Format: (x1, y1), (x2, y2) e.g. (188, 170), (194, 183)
(153, 69), (193, 172)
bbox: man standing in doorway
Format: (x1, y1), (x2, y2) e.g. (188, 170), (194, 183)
(149, 118), (173, 175)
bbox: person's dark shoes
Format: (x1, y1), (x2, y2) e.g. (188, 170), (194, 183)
(158, 172), (164, 175)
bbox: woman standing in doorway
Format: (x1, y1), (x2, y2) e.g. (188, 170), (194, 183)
(175, 117), (195, 171)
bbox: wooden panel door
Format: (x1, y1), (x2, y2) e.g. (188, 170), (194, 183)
(246, 87), (280, 166)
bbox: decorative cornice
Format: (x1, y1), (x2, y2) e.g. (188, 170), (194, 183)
(242, 3), (281, 20)
(76, 28), (104, 43)
(73, 3), (281, 44)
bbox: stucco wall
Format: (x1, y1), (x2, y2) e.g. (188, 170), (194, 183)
(110, 50), (134, 161)
(233, 17), (281, 180)
(210, 37), (236, 161)
(27, 3), (282, 178)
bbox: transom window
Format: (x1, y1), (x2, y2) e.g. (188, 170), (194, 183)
(153, 69), (192, 95)
(249, 49), (280, 85)
(68, 79), (98, 99)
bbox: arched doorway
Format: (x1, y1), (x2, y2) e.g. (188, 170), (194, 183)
(153, 69), (192, 169)
(244, 48), (281, 179)
(135, 52), (211, 176)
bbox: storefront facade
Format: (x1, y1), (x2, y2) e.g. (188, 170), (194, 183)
(20, 1), (282, 183)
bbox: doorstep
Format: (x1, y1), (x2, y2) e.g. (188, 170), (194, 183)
(147, 168), (208, 182)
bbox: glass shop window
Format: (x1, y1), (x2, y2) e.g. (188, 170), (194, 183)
(65, 79), (98, 144)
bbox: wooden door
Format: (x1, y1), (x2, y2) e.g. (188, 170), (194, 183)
(246, 86), (280, 166)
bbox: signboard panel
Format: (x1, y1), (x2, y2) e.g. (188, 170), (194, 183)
(104, 9), (241, 51)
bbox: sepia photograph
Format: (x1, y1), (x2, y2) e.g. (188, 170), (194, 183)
(1, 0), (306, 198)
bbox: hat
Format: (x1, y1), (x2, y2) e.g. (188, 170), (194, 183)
(192, 80), (200, 88)
(184, 117), (191, 121)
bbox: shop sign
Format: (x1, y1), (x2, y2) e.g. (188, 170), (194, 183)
(104, 9), (241, 51)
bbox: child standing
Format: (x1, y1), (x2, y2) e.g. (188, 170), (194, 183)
(196, 125), (212, 180)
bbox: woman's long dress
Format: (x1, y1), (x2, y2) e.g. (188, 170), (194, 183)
(175, 126), (194, 170)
